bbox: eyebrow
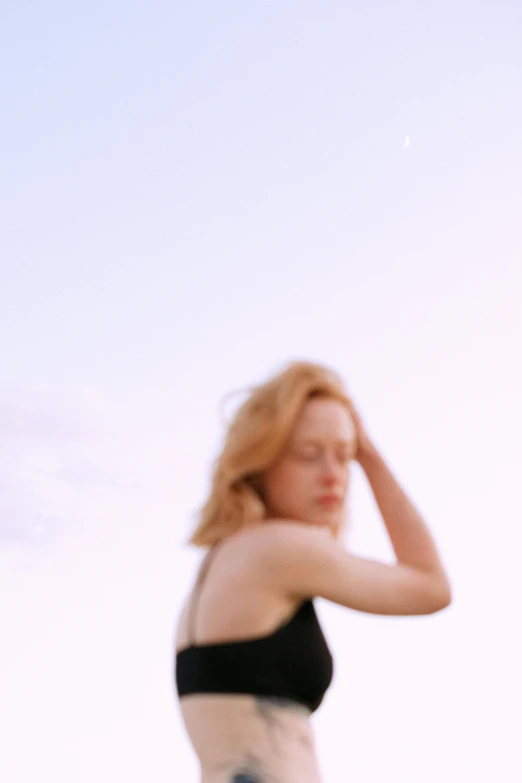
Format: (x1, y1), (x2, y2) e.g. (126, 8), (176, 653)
(297, 437), (356, 448)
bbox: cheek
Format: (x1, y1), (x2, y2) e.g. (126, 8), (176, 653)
(265, 462), (298, 496)
(272, 464), (312, 500)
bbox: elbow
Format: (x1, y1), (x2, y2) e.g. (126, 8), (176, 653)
(428, 579), (453, 614)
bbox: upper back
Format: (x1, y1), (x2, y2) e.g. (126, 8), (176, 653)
(175, 522), (303, 653)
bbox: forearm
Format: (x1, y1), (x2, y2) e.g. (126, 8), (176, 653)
(358, 445), (449, 580)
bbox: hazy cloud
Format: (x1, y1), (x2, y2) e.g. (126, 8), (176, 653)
(0, 382), (158, 550)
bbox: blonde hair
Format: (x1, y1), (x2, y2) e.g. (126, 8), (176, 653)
(186, 360), (354, 548)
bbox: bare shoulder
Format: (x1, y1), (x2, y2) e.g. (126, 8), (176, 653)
(235, 519), (328, 549)
(245, 517), (345, 559)
(231, 519), (331, 565)
(217, 520), (329, 591)
(235, 520), (342, 591)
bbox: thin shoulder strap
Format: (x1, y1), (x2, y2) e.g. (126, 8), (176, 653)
(186, 542), (223, 645)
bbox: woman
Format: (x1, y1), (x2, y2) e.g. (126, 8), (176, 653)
(174, 361), (451, 783)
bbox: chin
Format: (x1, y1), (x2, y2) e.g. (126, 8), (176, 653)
(302, 512), (339, 532)
(313, 510), (345, 538)
(312, 520), (337, 538)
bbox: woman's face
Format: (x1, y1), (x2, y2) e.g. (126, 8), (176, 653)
(262, 397), (357, 534)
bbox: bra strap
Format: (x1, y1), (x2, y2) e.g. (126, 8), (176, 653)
(187, 542), (223, 645)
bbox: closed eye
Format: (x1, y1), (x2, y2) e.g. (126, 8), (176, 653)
(294, 450), (351, 463)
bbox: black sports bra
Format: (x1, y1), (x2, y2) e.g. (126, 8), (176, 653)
(175, 543), (334, 713)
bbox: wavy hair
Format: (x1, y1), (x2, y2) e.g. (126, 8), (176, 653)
(186, 360), (354, 548)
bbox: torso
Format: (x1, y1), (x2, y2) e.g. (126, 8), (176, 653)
(174, 524), (327, 783)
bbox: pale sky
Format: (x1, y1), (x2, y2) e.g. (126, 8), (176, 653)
(1, 2), (521, 781)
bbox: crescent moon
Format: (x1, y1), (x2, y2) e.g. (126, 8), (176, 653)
(403, 135), (411, 149)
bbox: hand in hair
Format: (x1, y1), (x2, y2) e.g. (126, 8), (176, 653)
(347, 399), (377, 464)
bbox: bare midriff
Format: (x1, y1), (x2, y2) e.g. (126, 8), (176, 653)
(178, 694), (325, 783)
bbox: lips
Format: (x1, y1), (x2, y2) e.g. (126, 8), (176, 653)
(317, 495), (342, 507)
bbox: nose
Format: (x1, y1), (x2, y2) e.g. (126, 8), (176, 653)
(319, 454), (343, 483)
